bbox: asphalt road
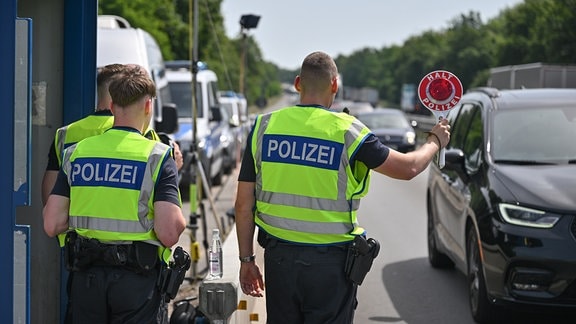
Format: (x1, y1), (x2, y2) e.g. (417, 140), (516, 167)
(169, 95), (575, 323)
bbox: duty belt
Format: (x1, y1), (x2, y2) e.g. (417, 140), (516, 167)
(64, 232), (158, 273)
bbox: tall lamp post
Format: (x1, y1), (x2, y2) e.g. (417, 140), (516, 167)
(239, 14), (260, 95)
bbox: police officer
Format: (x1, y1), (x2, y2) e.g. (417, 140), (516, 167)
(41, 63), (183, 324)
(234, 51), (450, 323)
(43, 65), (186, 324)
(42, 64), (183, 205)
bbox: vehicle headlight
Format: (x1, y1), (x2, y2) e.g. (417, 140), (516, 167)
(198, 138), (206, 150)
(405, 131), (416, 145)
(220, 134), (231, 147)
(498, 203), (560, 228)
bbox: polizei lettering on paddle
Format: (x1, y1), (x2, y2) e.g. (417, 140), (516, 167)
(262, 134), (343, 170)
(70, 157), (146, 189)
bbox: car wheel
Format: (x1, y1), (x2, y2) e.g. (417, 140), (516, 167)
(467, 226), (499, 323)
(223, 151), (234, 175)
(211, 162), (223, 186)
(427, 200), (454, 268)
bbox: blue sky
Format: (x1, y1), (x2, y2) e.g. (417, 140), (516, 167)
(222, 0), (524, 69)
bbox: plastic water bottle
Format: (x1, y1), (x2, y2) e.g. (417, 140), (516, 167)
(208, 228), (223, 279)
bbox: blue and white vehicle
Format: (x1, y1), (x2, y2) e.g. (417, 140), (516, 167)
(218, 90), (250, 172)
(166, 61), (225, 188)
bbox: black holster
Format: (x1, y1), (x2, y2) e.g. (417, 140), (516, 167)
(344, 235), (380, 285)
(157, 246), (191, 302)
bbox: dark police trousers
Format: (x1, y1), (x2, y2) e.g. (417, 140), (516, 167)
(262, 237), (357, 324)
(65, 236), (165, 324)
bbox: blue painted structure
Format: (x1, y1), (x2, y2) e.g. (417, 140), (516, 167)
(0, 1), (17, 321)
(1, 0), (98, 320)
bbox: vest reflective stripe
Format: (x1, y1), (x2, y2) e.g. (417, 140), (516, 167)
(257, 189), (360, 212)
(257, 212), (355, 234)
(251, 107), (371, 244)
(62, 129), (170, 246)
(69, 216), (152, 233)
(55, 114), (114, 166)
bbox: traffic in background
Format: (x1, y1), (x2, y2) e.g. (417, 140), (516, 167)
(170, 88), (573, 323)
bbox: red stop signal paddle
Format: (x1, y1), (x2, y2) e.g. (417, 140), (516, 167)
(417, 70), (462, 168)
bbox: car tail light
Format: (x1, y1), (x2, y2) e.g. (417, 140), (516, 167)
(498, 203), (560, 228)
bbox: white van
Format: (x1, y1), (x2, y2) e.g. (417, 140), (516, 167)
(96, 15), (176, 134)
(218, 91), (249, 157)
(165, 61), (230, 188)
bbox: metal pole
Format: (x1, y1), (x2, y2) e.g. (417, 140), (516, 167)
(185, 0), (203, 282)
(239, 29), (246, 94)
(187, 0), (223, 281)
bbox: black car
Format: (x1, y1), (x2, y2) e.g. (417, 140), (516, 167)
(427, 87), (576, 323)
(356, 108), (416, 153)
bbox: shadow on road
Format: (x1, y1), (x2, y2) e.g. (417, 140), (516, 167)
(375, 258), (575, 324)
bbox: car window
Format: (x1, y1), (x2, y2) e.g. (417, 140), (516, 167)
(151, 71), (161, 121)
(357, 113), (409, 129)
(462, 106), (483, 172)
(208, 81), (219, 108)
(168, 81), (203, 118)
(448, 103), (476, 150)
(493, 106), (576, 162)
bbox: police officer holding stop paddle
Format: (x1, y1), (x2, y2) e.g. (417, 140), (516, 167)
(234, 51), (451, 323)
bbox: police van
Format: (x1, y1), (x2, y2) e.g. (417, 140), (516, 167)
(165, 61), (227, 190)
(218, 90), (249, 164)
(96, 15), (177, 134)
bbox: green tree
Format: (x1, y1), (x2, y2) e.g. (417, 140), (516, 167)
(98, 0), (186, 61)
(99, 0), (575, 108)
(490, 0), (576, 65)
(442, 11), (496, 89)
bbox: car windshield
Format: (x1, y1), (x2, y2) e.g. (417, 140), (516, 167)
(358, 113), (409, 129)
(221, 102), (235, 118)
(167, 81), (204, 118)
(492, 106), (576, 163)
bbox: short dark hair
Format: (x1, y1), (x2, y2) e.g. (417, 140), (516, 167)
(299, 51), (338, 93)
(96, 64), (126, 99)
(108, 65), (156, 107)
(97, 64), (125, 87)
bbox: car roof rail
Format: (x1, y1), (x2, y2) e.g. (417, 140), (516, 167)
(97, 15), (131, 29)
(165, 60), (209, 71)
(165, 60), (191, 70)
(466, 87), (500, 98)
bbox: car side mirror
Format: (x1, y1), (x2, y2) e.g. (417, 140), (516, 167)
(210, 106), (223, 122)
(156, 103), (178, 134)
(443, 148), (468, 178)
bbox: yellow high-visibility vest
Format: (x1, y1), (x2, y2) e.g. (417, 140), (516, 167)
(251, 106), (372, 244)
(54, 112), (114, 166)
(61, 128), (172, 261)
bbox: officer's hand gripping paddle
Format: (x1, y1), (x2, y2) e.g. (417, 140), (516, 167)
(417, 70), (463, 168)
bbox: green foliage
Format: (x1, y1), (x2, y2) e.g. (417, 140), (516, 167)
(98, 0), (280, 106)
(99, 0), (575, 107)
(98, 0), (187, 61)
